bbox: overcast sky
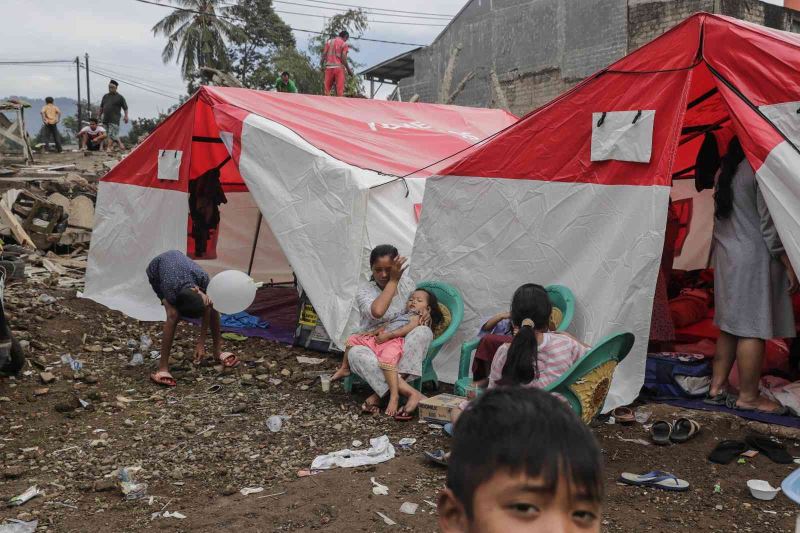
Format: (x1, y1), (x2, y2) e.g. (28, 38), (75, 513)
(0, 0), (465, 118)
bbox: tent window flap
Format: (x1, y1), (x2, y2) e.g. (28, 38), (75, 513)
(591, 110), (655, 163)
(157, 149), (183, 181)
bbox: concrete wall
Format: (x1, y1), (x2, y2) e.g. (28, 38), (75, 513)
(396, 0), (800, 116)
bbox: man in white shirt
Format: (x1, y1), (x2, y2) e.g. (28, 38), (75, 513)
(79, 118), (107, 151)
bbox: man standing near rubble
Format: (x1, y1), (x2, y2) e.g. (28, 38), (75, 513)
(321, 31), (353, 97)
(146, 250), (240, 387)
(40, 97), (62, 153)
(98, 80), (128, 153)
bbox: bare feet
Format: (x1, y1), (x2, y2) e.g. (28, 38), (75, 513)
(385, 394), (400, 417)
(402, 391), (426, 415)
(735, 395), (783, 413)
(330, 366), (350, 381)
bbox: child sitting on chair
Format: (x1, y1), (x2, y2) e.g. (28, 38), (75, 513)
(337, 289), (443, 417)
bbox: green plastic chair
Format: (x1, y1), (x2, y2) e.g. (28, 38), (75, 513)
(343, 280), (464, 393)
(545, 332), (635, 423)
(454, 284), (576, 396)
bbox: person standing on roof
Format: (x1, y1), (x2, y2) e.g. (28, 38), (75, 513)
(321, 31), (353, 97)
(98, 79), (129, 153)
(275, 71), (298, 93)
(40, 97), (62, 153)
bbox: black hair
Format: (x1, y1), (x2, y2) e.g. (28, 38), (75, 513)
(414, 288), (443, 331)
(369, 244), (398, 267)
(281, 71), (290, 77)
(109, 79), (119, 87)
(175, 287), (206, 319)
(45, 96), (54, 104)
(500, 283), (552, 386)
(89, 117), (98, 123)
(339, 30), (349, 38)
(447, 387), (604, 519)
(714, 136), (745, 220)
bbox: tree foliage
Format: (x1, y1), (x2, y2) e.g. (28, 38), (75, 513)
(309, 9), (368, 97)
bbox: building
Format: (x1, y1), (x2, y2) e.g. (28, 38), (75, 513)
(363, 0), (800, 116)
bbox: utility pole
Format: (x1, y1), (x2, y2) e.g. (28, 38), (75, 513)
(85, 53), (91, 119)
(75, 56), (82, 126)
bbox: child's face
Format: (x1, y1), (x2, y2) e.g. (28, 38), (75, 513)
(439, 470), (600, 533)
(407, 290), (430, 313)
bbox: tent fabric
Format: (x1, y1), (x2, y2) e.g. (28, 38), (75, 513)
(410, 13), (800, 410)
(84, 89), (517, 347)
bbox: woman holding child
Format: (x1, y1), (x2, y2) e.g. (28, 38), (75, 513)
(332, 244), (435, 418)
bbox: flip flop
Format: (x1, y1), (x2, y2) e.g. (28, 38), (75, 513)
(361, 402), (381, 415)
(612, 406), (636, 424)
(703, 391), (728, 406)
(670, 418), (701, 443)
(725, 395), (789, 416)
(394, 409), (414, 422)
(619, 471), (690, 492)
(708, 440), (747, 464)
(218, 352), (241, 368)
(221, 333), (248, 342)
(745, 435), (794, 464)
(150, 371), (177, 388)
(424, 450), (449, 467)
(650, 420), (673, 445)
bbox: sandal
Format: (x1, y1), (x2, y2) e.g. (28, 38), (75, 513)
(650, 420), (673, 445)
(612, 406), (636, 424)
(424, 450), (449, 467)
(725, 394), (789, 416)
(745, 435), (793, 464)
(361, 402), (381, 415)
(619, 471), (689, 492)
(218, 352), (240, 368)
(703, 391), (728, 406)
(394, 409), (414, 422)
(708, 440), (747, 465)
(670, 418), (700, 443)
(150, 371), (177, 387)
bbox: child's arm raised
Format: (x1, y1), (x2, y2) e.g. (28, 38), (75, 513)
(481, 311), (510, 332)
(375, 315), (420, 344)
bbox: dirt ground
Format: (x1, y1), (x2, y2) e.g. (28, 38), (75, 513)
(2, 278), (800, 532)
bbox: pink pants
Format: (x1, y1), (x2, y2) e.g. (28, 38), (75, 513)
(324, 68), (346, 96)
(347, 334), (404, 369)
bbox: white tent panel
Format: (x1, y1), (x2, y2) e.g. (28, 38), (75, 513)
(411, 176), (670, 410)
(756, 141), (800, 273)
(84, 182), (189, 321)
(671, 179), (714, 271)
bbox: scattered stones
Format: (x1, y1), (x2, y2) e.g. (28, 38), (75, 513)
(280, 368), (291, 377)
(84, 374), (99, 385)
(221, 485), (237, 496)
(33, 387), (49, 396)
(221, 378), (235, 385)
(93, 479), (116, 492)
(3, 465), (26, 479)
(39, 371), (55, 384)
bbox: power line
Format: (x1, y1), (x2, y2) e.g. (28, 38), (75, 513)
(0, 60), (74, 65)
(85, 63), (185, 95)
(270, 0), (451, 21)
(273, 0), (454, 18)
(87, 66), (182, 100)
(132, 0), (428, 46)
(272, 8), (447, 26)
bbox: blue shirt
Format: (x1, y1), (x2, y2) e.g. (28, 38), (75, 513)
(146, 250), (209, 305)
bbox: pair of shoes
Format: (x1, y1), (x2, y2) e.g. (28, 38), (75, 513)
(650, 418), (700, 445)
(709, 435), (793, 465)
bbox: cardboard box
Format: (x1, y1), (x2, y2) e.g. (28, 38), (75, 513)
(418, 393), (465, 424)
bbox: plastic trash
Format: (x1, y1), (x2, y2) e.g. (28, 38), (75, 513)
(118, 467), (148, 500)
(311, 435), (395, 470)
(0, 519), (38, 533)
(240, 487), (264, 496)
(267, 415), (283, 433)
(398, 438), (417, 449)
(320, 375), (331, 393)
(139, 335), (152, 351)
(634, 408), (652, 424)
(60, 354), (82, 372)
(128, 353), (144, 367)
(399, 502), (418, 515)
(37, 294), (56, 305)
(352, 440), (363, 448)
(8, 486), (42, 506)
(126, 339), (138, 350)
(371, 477), (389, 496)
(376, 512), (396, 526)
(162, 511), (186, 519)
(149, 350), (160, 360)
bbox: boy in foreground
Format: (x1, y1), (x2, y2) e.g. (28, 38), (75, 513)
(438, 388), (604, 532)
(146, 250), (239, 387)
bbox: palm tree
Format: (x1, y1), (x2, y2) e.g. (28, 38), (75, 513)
(152, 0), (243, 80)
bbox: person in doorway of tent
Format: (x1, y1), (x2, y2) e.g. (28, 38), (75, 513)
(437, 387), (604, 533)
(146, 250), (240, 387)
(648, 199), (679, 351)
(78, 118), (107, 151)
(321, 31), (353, 97)
(275, 71), (298, 93)
(331, 244), (434, 418)
(706, 136), (799, 414)
(344, 288), (443, 417)
(99, 79), (129, 152)
(189, 167), (227, 258)
(40, 97), (62, 153)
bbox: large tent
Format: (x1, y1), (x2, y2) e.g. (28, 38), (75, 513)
(410, 13), (800, 409)
(83, 87), (517, 345)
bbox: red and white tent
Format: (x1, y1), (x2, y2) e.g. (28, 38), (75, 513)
(410, 13), (800, 408)
(84, 87), (517, 344)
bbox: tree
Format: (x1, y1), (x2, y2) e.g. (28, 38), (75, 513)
(271, 48), (323, 95)
(152, 0), (244, 81)
(309, 9), (369, 97)
(227, 0), (295, 90)
(122, 102), (183, 146)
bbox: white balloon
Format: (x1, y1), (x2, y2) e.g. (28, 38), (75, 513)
(206, 270), (257, 315)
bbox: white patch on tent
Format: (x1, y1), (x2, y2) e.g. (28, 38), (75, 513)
(591, 110), (655, 163)
(411, 176), (671, 410)
(219, 131), (234, 155)
(83, 182), (189, 321)
(157, 149), (182, 181)
(760, 101), (800, 148)
(670, 179), (714, 271)
(755, 141), (800, 273)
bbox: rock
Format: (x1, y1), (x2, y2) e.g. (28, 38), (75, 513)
(183, 422), (197, 434)
(39, 372), (55, 384)
(3, 465), (25, 479)
(280, 368), (291, 377)
(124, 419), (135, 427)
(221, 378), (235, 385)
(55, 401), (77, 413)
(230, 403), (248, 414)
(33, 387), (49, 396)
(170, 468), (184, 481)
(93, 478), (116, 492)
(221, 485), (237, 496)
(256, 374), (270, 382)
(299, 385), (309, 391)
(90, 439), (107, 448)
(86, 345), (102, 353)
(84, 375), (99, 385)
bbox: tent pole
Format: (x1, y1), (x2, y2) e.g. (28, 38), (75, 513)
(247, 212), (263, 276)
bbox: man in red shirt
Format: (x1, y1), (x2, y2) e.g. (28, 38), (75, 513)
(322, 30), (353, 96)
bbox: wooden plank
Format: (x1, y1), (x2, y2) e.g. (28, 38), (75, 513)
(44, 253), (87, 269)
(41, 258), (67, 275)
(0, 203), (35, 249)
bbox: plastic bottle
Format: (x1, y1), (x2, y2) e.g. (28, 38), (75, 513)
(139, 334), (152, 351)
(266, 415), (283, 432)
(129, 353), (144, 366)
